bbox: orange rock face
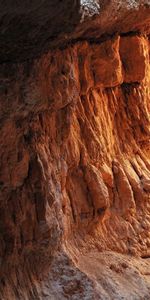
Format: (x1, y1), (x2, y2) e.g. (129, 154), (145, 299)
(0, 26), (150, 300)
(120, 36), (149, 82)
(91, 37), (123, 88)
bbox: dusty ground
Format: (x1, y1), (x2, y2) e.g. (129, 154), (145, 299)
(38, 249), (150, 300)
(78, 251), (150, 300)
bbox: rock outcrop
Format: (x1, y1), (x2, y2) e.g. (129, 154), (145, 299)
(0, 1), (150, 299)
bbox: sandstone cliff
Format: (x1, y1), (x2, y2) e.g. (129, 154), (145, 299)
(0, 1), (150, 299)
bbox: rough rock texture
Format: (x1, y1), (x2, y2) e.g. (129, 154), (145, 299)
(0, 1), (150, 300)
(0, 0), (150, 62)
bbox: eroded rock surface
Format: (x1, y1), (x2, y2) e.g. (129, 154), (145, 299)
(0, 1), (150, 300)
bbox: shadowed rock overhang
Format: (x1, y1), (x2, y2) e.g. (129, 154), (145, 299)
(0, 0), (150, 62)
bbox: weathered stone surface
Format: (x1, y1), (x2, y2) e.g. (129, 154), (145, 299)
(84, 164), (109, 214)
(0, 2), (150, 300)
(91, 36), (123, 88)
(120, 35), (149, 82)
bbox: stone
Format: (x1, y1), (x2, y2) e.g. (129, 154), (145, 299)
(0, 2), (150, 300)
(90, 36), (123, 88)
(120, 36), (149, 83)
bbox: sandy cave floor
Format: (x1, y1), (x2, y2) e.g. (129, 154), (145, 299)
(43, 250), (150, 300)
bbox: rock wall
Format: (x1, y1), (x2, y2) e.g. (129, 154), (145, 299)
(0, 29), (150, 299)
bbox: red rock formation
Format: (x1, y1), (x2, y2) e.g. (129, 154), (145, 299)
(0, 1), (150, 299)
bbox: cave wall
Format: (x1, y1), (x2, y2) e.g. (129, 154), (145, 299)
(0, 30), (150, 298)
